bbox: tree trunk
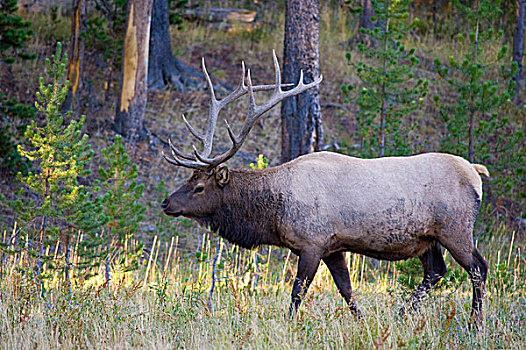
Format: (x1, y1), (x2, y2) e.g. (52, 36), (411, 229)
(64, 234), (72, 298)
(64, 0), (85, 110)
(148, 0), (185, 91)
(468, 19), (480, 164)
(280, 0), (323, 163)
(513, 0), (525, 104)
(115, 0), (153, 143)
(35, 215), (46, 297)
(432, 0), (441, 44)
(105, 232), (111, 290)
(359, 0), (374, 31)
(354, 0), (382, 47)
(148, 0), (231, 92)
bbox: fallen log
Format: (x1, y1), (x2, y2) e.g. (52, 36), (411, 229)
(182, 7), (257, 24)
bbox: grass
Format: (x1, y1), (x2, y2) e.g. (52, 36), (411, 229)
(1, 221), (525, 349)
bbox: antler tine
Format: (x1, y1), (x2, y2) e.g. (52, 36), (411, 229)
(162, 151), (182, 166)
(224, 119), (239, 145)
(200, 57), (222, 159)
(246, 69), (257, 116)
(169, 138), (195, 161)
(298, 70), (305, 88)
(239, 61), (246, 89)
(164, 144), (214, 170)
(166, 156), (210, 170)
(202, 57), (216, 103)
(182, 115), (204, 142)
(163, 150), (203, 168)
(272, 50), (281, 93)
(192, 144), (217, 164)
(215, 60), (246, 108)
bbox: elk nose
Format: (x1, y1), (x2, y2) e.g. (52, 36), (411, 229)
(161, 199), (169, 210)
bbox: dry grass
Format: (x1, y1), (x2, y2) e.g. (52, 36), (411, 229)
(0, 223), (525, 349)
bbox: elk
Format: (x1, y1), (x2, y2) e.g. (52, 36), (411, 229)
(161, 52), (489, 326)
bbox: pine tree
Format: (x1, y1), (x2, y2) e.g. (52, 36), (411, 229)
(98, 134), (145, 286)
(434, 0), (516, 164)
(15, 43), (107, 296)
(342, 0), (428, 158)
(433, 0), (523, 205)
(0, 0), (36, 174)
(0, 0), (35, 63)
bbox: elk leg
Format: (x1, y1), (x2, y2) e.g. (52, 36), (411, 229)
(289, 251), (321, 318)
(400, 242), (447, 317)
(443, 244), (488, 328)
(468, 248), (488, 328)
(323, 252), (361, 317)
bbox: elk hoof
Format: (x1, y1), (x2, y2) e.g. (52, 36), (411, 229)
(350, 303), (363, 320)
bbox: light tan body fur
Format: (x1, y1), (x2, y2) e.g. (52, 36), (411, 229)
(274, 152), (484, 261)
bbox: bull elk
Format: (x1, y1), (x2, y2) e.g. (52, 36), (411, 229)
(161, 51), (489, 326)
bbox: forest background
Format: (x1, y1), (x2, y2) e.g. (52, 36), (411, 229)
(0, 0), (525, 348)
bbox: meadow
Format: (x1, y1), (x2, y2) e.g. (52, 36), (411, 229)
(1, 221), (524, 349)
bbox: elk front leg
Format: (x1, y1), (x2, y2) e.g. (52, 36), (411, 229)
(289, 251), (321, 318)
(323, 252), (361, 317)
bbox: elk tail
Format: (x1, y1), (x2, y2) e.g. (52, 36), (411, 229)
(472, 164), (489, 177)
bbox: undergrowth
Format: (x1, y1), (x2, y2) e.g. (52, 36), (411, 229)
(0, 222), (524, 349)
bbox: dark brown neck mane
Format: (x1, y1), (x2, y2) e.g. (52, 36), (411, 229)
(208, 169), (284, 249)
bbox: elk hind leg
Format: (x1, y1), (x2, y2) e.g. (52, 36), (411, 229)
(323, 251), (361, 317)
(400, 242), (447, 317)
(442, 240), (488, 328)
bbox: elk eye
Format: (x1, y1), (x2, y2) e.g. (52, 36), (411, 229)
(194, 185), (204, 194)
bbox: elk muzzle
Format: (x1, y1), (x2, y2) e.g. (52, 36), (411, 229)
(161, 196), (183, 217)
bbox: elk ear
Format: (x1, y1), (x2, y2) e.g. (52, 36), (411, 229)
(215, 166), (229, 187)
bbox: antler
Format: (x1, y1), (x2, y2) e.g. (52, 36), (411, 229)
(163, 50), (323, 171)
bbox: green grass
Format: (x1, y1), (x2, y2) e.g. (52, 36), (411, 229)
(1, 223), (524, 349)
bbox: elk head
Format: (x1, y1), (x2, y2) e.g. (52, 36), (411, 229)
(161, 166), (229, 220)
(161, 51), (322, 218)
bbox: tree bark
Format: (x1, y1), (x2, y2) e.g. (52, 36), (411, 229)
(64, 234), (72, 298)
(354, 0), (381, 47)
(64, 0), (86, 110)
(148, 0), (233, 91)
(513, 0), (525, 104)
(280, 0), (323, 163)
(148, 0), (185, 91)
(359, 0), (375, 31)
(115, 0), (153, 143)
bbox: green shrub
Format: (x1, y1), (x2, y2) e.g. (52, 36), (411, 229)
(98, 134), (145, 283)
(342, 0), (428, 158)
